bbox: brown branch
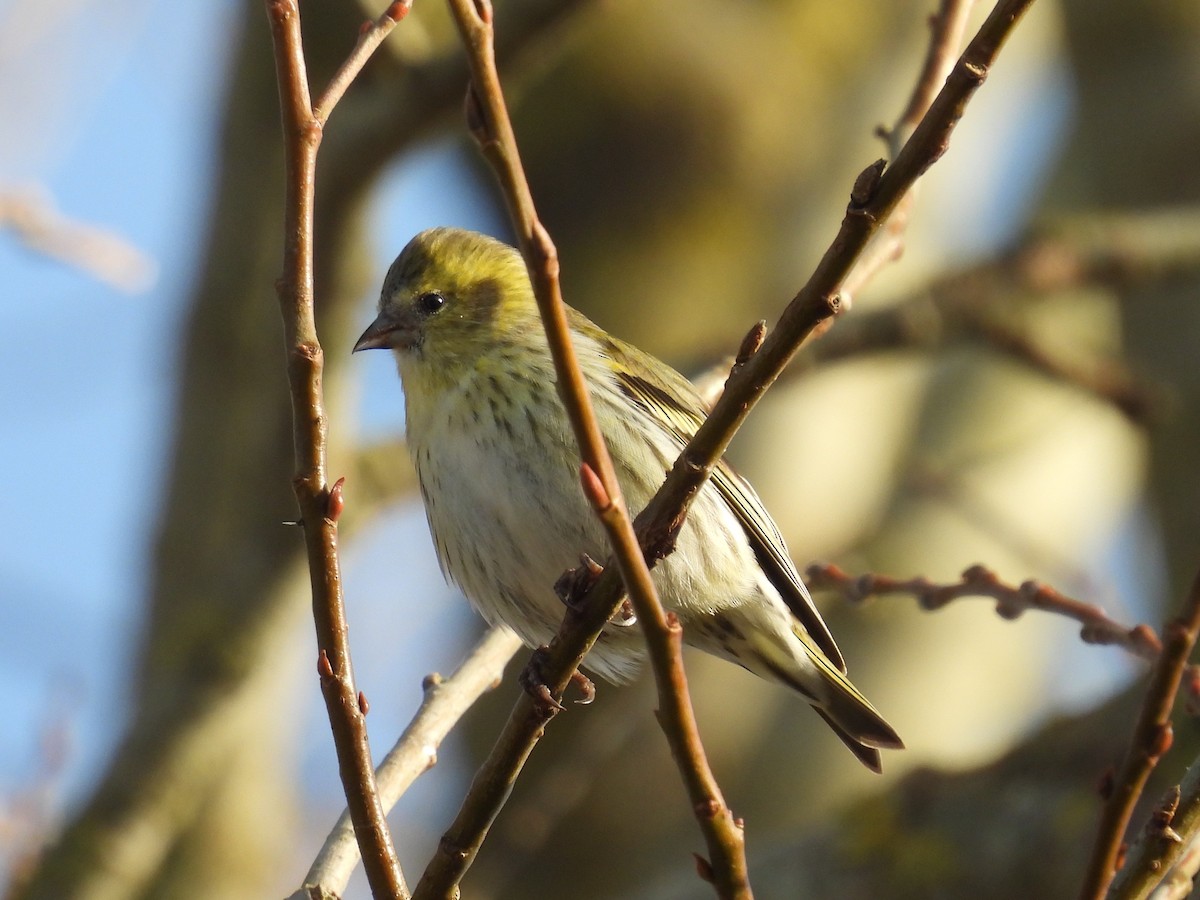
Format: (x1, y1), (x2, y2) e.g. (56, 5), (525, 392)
(628, 0), (1037, 564)
(800, 211), (1189, 422)
(1079, 567), (1200, 899)
(580, 467), (752, 899)
(295, 627), (521, 899)
(896, 0), (979, 140)
(841, 0), (976, 304)
(313, 1), (412, 124)
(264, 2), (407, 897)
(792, 295), (1160, 422)
(416, 2), (749, 897)
(1108, 765), (1200, 900)
(692, 210), (1195, 426)
(808, 560), (1200, 897)
(806, 562), (1164, 663)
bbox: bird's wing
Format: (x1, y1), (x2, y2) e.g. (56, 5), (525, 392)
(603, 334), (846, 672)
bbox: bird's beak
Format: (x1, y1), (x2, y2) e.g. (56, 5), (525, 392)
(353, 309), (417, 353)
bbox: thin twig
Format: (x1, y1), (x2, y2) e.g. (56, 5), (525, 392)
(807, 562), (1164, 663)
(1079, 567), (1200, 899)
(417, 1), (750, 897)
(264, 1), (408, 896)
(692, 209), (1188, 426)
(416, 0), (1037, 896)
(896, 0), (979, 141)
(314, 1), (413, 124)
(797, 293), (1162, 423)
(297, 627), (521, 899)
(580, 469), (753, 899)
(841, 0), (976, 305)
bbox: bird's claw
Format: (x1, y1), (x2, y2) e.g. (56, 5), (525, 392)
(519, 646), (565, 717)
(554, 553), (605, 609)
(570, 670), (596, 705)
(610, 598), (637, 628)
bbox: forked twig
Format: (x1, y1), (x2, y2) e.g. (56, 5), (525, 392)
(263, 2), (411, 896)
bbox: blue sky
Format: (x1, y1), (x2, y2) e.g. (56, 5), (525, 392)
(2, 0), (236, 800)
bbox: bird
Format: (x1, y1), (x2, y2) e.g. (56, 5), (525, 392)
(354, 226), (902, 771)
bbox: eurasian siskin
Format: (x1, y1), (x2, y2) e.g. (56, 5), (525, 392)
(354, 227), (902, 770)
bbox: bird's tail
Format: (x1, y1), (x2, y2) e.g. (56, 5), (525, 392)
(750, 623), (903, 773)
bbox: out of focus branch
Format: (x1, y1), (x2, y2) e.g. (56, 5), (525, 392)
(296, 626), (521, 899)
(807, 211), (1200, 422)
(0, 185), (156, 291)
(840, 0), (977, 305)
(807, 562), (1164, 663)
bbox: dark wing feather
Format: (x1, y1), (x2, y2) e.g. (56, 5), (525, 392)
(596, 324), (846, 672)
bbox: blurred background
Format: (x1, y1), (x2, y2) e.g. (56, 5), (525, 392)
(4, 0), (1200, 897)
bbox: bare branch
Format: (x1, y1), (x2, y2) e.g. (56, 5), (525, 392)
(806, 562), (1164, 663)
(625, 0), (1039, 578)
(1109, 763), (1200, 900)
(314, 2), (413, 125)
(297, 627), (521, 898)
(263, 1), (409, 896)
(1080, 567), (1200, 899)
(691, 209), (1193, 426)
(841, 0), (976, 304)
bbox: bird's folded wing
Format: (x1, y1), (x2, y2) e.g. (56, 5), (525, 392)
(611, 362), (846, 673)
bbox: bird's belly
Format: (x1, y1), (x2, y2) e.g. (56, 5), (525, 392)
(407, 383), (761, 682)
(409, 400), (619, 652)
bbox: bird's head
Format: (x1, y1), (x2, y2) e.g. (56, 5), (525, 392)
(353, 227), (539, 371)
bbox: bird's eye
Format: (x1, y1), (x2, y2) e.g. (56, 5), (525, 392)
(416, 291), (446, 315)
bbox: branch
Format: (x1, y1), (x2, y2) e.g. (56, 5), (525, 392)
(416, 0), (1038, 896)
(1079, 567), (1200, 899)
(804, 211), (1195, 422)
(264, 2), (408, 896)
(841, 0), (977, 304)
(629, 0), (1037, 569)
(418, 2), (749, 897)
(1108, 766), (1200, 900)
(296, 627), (521, 899)
(0, 185), (156, 291)
(806, 562), (1164, 663)
(313, 2), (412, 125)
(694, 212), (1180, 422)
